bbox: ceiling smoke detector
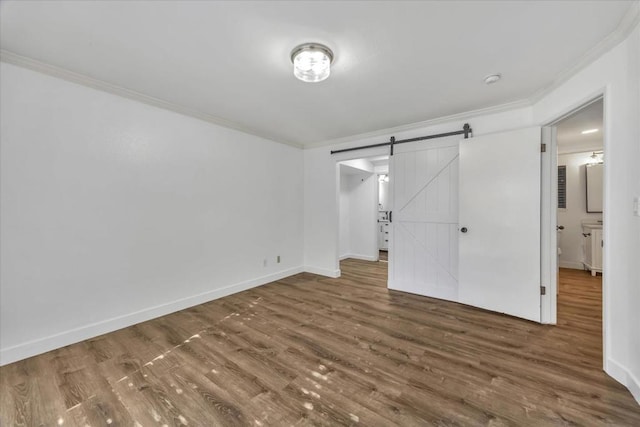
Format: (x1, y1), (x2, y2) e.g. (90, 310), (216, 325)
(484, 73), (502, 85)
(291, 43), (334, 83)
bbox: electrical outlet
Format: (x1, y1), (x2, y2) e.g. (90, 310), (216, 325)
(634, 196), (639, 217)
(263, 258), (267, 267)
(277, 255), (281, 263)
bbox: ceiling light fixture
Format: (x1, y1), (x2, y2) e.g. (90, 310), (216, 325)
(291, 43), (334, 83)
(581, 128), (599, 134)
(587, 151), (604, 165)
(483, 73), (502, 85)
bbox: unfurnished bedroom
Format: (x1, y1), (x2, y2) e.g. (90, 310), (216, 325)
(1, 1), (639, 426)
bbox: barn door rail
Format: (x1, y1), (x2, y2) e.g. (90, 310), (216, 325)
(330, 123), (472, 155)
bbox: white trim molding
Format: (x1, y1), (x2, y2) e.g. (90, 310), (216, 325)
(530, 2), (640, 104)
(0, 266), (303, 366)
(1, 1), (637, 152)
(339, 254), (379, 262)
(306, 99), (531, 149)
(558, 261), (586, 270)
(606, 358), (640, 404)
(304, 266), (341, 278)
(308, 3), (640, 150)
(0, 50), (303, 149)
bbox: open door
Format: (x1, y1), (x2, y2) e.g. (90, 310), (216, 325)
(458, 127), (541, 322)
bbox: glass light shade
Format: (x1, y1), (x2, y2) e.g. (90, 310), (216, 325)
(291, 44), (333, 83)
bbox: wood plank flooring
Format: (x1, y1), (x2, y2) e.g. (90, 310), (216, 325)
(1, 261), (639, 426)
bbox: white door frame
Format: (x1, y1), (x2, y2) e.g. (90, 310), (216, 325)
(539, 90), (607, 367)
(540, 125), (558, 324)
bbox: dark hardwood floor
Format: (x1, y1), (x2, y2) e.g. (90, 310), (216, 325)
(1, 261), (638, 426)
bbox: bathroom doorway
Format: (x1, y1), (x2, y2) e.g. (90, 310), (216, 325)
(555, 98), (604, 279)
(337, 156), (389, 263)
(553, 98), (604, 347)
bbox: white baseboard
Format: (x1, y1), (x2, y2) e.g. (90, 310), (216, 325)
(0, 266), (303, 366)
(339, 253), (378, 262)
(303, 265), (341, 278)
(606, 358), (640, 404)
(558, 261), (585, 270)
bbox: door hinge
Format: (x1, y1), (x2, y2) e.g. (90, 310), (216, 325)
(541, 143), (547, 153)
(540, 286), (547, 295)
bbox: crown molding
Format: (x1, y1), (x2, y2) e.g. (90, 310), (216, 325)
(303, 98), (532, 149)
(2, 2), (638, 151)
(529, 1), (640, 104)
(0, 50), (535, 151)
(0, 49), (303, 149)
(309, 2), (640, 150)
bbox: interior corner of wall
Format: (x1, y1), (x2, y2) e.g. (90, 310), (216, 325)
(605, 357), (640, 404)
(304, 265), (340, 278)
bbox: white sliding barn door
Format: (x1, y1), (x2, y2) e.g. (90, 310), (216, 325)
(388, 139), (459, 301)
(458, 127), (541, 322)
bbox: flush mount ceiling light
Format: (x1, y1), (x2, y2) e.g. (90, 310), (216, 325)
(483, 73), (502, 85)
(581, 128), (599, 134)
(291, 43), (334, 83)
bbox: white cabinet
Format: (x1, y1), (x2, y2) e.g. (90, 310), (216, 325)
(378, 221), (389, 250)
(582, 224), (603, 276)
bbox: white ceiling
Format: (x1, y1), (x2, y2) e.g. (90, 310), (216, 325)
(556, 99), (604, 154)
(0, 1), (634, 147)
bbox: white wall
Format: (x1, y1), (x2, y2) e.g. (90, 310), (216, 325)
(557, 152), (603, 269)
(532, 21), (640, 403)
(338, 165), (378, 261)
(339, 173), (350, 258)
(0, 62), (304, 365)
(378, 179), (390, 211)
(340, 159), (374, 173)
(348, 173), (377, 260)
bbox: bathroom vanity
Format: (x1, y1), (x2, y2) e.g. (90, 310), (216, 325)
(582, 221), (603, 276)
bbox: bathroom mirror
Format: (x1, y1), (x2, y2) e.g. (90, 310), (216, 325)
(378, 175), (389, 211)
(586, 163), (603, 213)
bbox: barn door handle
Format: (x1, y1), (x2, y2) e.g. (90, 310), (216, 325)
(389, 211), (392, 223)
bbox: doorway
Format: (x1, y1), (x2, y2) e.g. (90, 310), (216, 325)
(541, 96), (606, 364)
(555, 99), (604, 274)
(554, 98), (604, 326)
(377, 164), (390, 263)
(337, 156), (389, 263)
